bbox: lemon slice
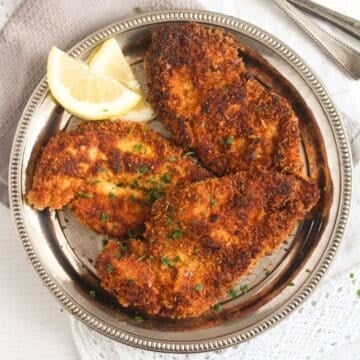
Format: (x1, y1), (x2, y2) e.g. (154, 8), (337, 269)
(47, 47), (141, 120)
(88, 39), (155, 122)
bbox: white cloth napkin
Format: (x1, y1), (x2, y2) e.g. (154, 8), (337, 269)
(1, 0), (359, 359)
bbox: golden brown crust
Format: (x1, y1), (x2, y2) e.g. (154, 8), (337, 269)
(27, 120), (210, 237)
(96, 169), (319, 318)
(145, 23), (303, 176)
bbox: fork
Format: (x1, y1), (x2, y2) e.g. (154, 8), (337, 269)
(272, 0), (360, 79)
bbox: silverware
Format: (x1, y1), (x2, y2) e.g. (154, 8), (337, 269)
(288, 0), (360, 40)
(273, 0), (360, 79)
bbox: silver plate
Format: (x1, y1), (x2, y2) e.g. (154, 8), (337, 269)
(9, 10), (352, 353)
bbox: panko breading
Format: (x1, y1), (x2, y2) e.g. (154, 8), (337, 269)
(96, 169), (319, 318)
(27, 120), (210, 237)
(145, 23), (303, 176)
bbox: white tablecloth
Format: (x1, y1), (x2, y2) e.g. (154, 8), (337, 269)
(0, 0), (359, 359)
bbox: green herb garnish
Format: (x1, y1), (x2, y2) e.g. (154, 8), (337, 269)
(160, 173), (172, 184)
(127, 279), (135, 285)
(147, 188), (165, 204)
(129, 195), (137, 204)
(133, 143), (143, 153)
(134, 315), (144, 322)
(174, 255), (181, 263)
(194, 283), (203, 292)
(89, 290), (96, 298)
(169, 229), (183, 240)
(167, 156), (177, 162)
(134, 6), (142, 14)
(106, 263), (114, 274)
(357, 289), (360, 297)
(350, 273), (355, 279)
(119, 243), (128, 252)
(210, 196), (217, 207)
(102, 239), (108, 246)
(89, 179), (101, 185)
(213, 303), (222, 312)
(101, 212), (109, 222)
(77, 191), (92, 199)
(108, 192), (116, 199)
(127, 229), (137, 238)
(221, 136), (234, 145)
(130, 179), (139, 189)
(229, 288), (237, 299)
(240, 284), (249, 294)
(161, 256), (173, 267)
(113, 252), (121, 260)
(137, 165), (149, 174)
(288, 282), (295, 287)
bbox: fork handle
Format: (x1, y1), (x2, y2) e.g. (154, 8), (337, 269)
(273, 0), (360, 79)
(288, 0), (360, 40)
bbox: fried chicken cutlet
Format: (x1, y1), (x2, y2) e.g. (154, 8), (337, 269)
(96, 169), (319, 318)
(145, 23), (303, 176)
(27, 121), (210, 237)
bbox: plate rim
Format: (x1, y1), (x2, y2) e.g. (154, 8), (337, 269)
(9, 9), (352, 353)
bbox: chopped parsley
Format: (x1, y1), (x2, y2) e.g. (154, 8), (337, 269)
(113, 252), (121, 260)
(164, 216), (173, 227)
(130, 179), (139, 189)
(161, 256), (173, 267)
(194, 283), (203, 292)
(213, 303), (222, 312)
(133, 143), (143, 153)
(350, 273), (355, 279)
(127, 229), (137, 238)
(137, 165), (149, 174)
(160, 173), (172, 184)
(210, 196), (217, 207)
(106, 263), (114, 274)
(101, 212), (109, 222)
(174, 255), (181, 263)
(134, 315), (144, 322)
(119, 243), (128, 252)
(77, 191), (92, 199)
(240, 284), (249, 294)
(305, 269), (312, 274)
(134, 6), (142, 14)
(221, 136), (234, 145)
(127, 279), (135, 285)
(147, 188), (165, 204)
(167, 156), (177, 162)
(169, 229), (183, 240)
(357, 289), (360, 297)
(89, 290), (96, 298)
(129, 195), (137, 204)
(229, 288), (237, 299)
(102, 108), (108, 112)
(108, 192), (116, 199)
(288, 282), (295, 287)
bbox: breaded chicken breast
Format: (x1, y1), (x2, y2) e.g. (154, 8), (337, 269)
(96, 169), (319, 318)
(145, 23), (303, 176)
(27, 120), (210, 237)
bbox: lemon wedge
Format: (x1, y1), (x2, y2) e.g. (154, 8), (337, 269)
(88, 39), (155, 122)
(47, 47), (141, 120)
